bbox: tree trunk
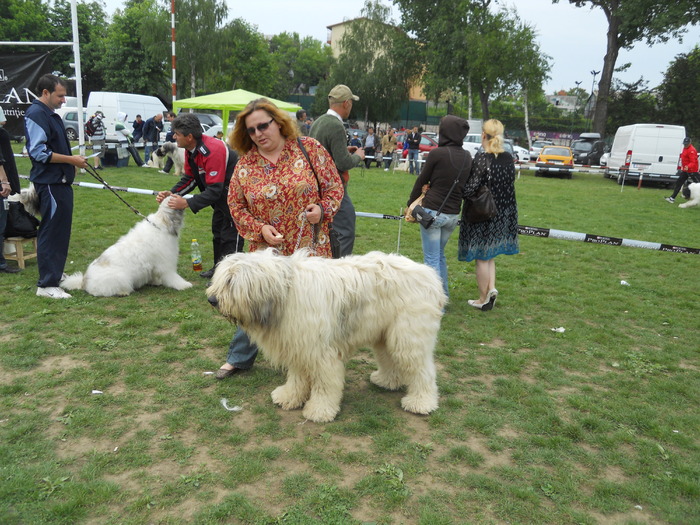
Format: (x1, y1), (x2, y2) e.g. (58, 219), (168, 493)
(190, 62), (196, 98)
(523, 90), (532, 150)
(467, 75), (473, 120)
(478, 86), (490, 121)
(592, 12), (621, 136)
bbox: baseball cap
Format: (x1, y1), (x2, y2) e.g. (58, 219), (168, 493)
(683, 137), (691, 145)
(328, 84), (359, 102)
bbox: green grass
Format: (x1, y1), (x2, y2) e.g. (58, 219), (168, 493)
(1, 149), (699, 524)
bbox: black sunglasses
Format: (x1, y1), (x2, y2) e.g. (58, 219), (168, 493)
(246, 118), (275, 135)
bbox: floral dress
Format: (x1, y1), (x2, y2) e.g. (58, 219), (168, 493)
(228, 136), (344, 257)
(458, 151), (519, 262)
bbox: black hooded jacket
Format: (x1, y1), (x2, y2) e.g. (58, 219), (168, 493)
(407, 115), (472, 215)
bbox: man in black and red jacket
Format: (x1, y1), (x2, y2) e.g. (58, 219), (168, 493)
(156, 112), (244, 278)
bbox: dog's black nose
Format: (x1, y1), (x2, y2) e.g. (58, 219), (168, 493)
(208, 296), (218, 308)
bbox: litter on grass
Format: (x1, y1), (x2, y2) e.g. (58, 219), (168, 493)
(220, 398), (242, 412)
(203, 371), (214, 375)
(551, 327), (566, 333)
(91, 390), (103, 395)
(620, 280), (630, 286)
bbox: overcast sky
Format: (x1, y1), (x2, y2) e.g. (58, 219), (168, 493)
(102, 0), (699, 93)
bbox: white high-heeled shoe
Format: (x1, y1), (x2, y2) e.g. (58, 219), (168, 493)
(468, 299), (486, 310)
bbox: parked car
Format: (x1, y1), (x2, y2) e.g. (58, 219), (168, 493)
(189, 112), (222, 128)
(395, 132), (439, 158)
(505, 139), (529, 162)
(462, 133), (482, 157)
(204, 123), (235, 138)
(599, 152), (610, 167)
(62, 109), (87, 141)
(471, 141), (517, 163)
(536, 145), (574, 178)
(529, 139), (554, 160)
(605, 123), (685, 185)
(572, 139), (606, 165)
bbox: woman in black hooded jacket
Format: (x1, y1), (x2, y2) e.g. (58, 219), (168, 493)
(406, 115), (472, 297)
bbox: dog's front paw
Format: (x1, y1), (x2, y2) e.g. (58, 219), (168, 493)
(302, 399), (340, 423)
(271, 385), (305, 410)
(401, 394), (438, 415)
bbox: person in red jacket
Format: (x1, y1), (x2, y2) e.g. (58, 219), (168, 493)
(156, 113), (244, 277)
(666, 137), (699, 203)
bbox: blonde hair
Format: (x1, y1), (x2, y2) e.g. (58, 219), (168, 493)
(229, 98), (299, 155)
(482, 119), (505, 155)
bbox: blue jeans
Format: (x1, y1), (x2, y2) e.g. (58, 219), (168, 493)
(408, 149), (420, 175)
(419, 208), (460, 297)
(225, 326), (258, 369)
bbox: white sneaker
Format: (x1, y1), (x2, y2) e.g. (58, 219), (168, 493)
(36, 287), (72, 299)
(384, 168), (389, 172)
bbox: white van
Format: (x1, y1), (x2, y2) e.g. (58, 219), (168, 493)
(87, 91), (167, 140)
(605, 123), (685, 185)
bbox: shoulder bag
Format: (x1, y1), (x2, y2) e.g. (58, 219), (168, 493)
(297, 137), (341, 258)
(410, 149), (469, 229)
(464, 154), (498, 223)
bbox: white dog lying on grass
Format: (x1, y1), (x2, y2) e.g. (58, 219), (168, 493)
(678, 182), (700, 208)
(206, 249), (446, 423)
(61, 196), (192, 296)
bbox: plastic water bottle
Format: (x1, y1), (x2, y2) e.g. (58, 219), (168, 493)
(191, 239), (202, 272)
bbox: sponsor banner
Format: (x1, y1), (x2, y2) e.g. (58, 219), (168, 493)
(0, 53), (53, 139)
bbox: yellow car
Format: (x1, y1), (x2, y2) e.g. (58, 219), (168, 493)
(536, 146), (574, 178)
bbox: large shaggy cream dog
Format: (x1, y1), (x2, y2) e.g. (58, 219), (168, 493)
(678, 182), (700, 208)
(61, 196), (192, 296)
(207, 249), (446, 423)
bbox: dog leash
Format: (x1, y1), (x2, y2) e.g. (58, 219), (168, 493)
(83, 165), (158, 228)
(83, 165), (149, 220)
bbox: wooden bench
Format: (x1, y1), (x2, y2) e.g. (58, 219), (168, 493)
(3, 236), (38, 269)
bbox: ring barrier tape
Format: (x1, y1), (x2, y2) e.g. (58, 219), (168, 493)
(17, 175), (699, 255)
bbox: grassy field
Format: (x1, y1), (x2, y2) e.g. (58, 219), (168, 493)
(1, 149), (699, 524)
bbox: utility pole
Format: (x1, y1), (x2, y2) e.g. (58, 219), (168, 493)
(589, 70), (600, 132)
(570, 80), (582, 144)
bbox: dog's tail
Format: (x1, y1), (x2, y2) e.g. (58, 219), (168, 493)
(60, 272), (84, 290)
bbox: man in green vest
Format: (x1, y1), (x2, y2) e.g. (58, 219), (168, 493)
(309, 84), (365, 257)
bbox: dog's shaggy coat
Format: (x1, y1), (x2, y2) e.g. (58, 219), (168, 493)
(61, 196), (192, 296)
(207, 249), (446, 423)
(152, 142), (186, 176)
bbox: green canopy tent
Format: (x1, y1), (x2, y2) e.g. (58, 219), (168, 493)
(172, 89), (302, 135)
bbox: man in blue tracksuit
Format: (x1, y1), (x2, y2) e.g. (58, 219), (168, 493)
(24, 74), (88, 299)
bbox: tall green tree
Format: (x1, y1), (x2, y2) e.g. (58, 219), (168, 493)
(173, 0), (228, 97)
(0, 0), (52, 45)
(553, 0), (700, 136)
(605, 78), (659, 133)
(395, 0), (549, 122)
(98, 0), (170, 99)
(206, 18), (277, 95)
(657, 45), (700, 139)
(269, 32), (334, 98)
(48, 0), (109, 97)
(325, 0), (420, 126)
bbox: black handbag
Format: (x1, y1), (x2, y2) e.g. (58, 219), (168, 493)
(4, 201), (40, 238)
(297, 137), (341, 258)
(411, 205), (435, 229)
(411, 149), (469, 229)
(464, 155), (498, 223)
